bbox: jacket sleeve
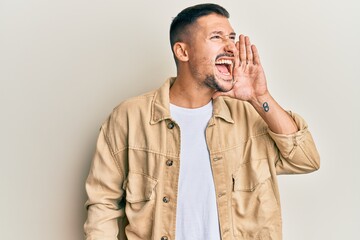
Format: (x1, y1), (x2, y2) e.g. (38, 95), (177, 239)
(84, 123), (127, 240)
(267, 112), (320, 175)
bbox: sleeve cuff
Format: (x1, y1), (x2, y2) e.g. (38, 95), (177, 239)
(267, 111), (309, 159)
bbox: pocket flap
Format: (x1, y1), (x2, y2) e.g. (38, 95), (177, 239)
(124, 172), (158, 203)
(232, 159), (271, 192)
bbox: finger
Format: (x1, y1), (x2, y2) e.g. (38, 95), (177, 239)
(239, 34), (246, 64)
(236, 41), (240, 50)
(251, 45), (261, 65)
(245, 36), (253, 63)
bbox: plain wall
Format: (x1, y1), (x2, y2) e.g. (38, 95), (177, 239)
(1, 0), (359, 239)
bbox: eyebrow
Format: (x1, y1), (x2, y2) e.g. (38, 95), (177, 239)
(210, 31), (237, 36)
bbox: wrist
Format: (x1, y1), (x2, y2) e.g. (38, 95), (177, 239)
(249, 91), (272, 110)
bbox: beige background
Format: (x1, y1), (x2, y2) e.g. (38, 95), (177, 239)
(1, 0), (359, 239)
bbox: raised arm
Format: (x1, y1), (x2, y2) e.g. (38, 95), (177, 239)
(213, 34), (320, 174)
(213, 34), (298, 134)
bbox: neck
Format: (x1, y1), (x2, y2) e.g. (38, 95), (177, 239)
(170, 73), (215, 108)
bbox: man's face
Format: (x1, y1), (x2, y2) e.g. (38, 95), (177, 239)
(186, 14), (236, 92)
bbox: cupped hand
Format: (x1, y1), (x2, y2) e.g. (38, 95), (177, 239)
(213, 35), (268, 102)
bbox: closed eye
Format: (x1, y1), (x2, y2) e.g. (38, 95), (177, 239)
(210, 34), (236, 42)
(210, 35), (222, 40)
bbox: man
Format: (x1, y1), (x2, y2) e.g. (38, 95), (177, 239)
(84, 3), (320, 240)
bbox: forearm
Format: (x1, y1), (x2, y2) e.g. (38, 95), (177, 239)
(249, 91), (298, 134)
(267, 111), (321, 174)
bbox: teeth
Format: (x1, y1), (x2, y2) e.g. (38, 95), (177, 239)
(215, 59), (232, 65)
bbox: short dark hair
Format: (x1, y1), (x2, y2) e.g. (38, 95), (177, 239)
(169, 3), (230, 51)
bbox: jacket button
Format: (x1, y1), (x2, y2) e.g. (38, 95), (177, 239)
(163, 196), (170, 203)
(161, 236), (168, 240)
(213, 156), (222, 161)
(167, 122), (175, 129)
(166, 160), (173, 166)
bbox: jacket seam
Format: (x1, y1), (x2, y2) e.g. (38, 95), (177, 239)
(210, 131), (268, 154)
(113, 145), (179, 159)
(102, 130), (124, 177)
(113, 93), (155, 111)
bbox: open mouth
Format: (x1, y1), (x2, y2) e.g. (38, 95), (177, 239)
(215, 58), (233, 77)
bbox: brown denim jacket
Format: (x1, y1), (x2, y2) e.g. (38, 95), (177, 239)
(84, 78), (320, 240)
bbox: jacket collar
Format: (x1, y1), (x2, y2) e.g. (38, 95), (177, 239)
(150, 77), (234, 125)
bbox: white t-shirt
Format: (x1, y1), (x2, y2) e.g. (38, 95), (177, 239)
(170, 101), (221, 240)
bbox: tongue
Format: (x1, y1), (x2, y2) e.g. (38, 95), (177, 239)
(216, 64), (229, 74)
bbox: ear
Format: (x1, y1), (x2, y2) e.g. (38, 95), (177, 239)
(173, 42), (189, 62)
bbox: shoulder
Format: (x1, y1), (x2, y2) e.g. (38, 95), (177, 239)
(102, 90), (156, 131)
(99, 90), (157, 148)
(113, 90), (156, 114)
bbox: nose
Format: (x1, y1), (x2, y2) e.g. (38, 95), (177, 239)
(224, 40), (236, 55)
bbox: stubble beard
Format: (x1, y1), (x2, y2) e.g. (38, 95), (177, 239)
(204, 74), (233, 92)
(190, 59), (233, 92)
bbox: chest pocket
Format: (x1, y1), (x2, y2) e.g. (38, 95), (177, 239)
(123, 172), (158, 203)
(232, 158), (271, 192)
